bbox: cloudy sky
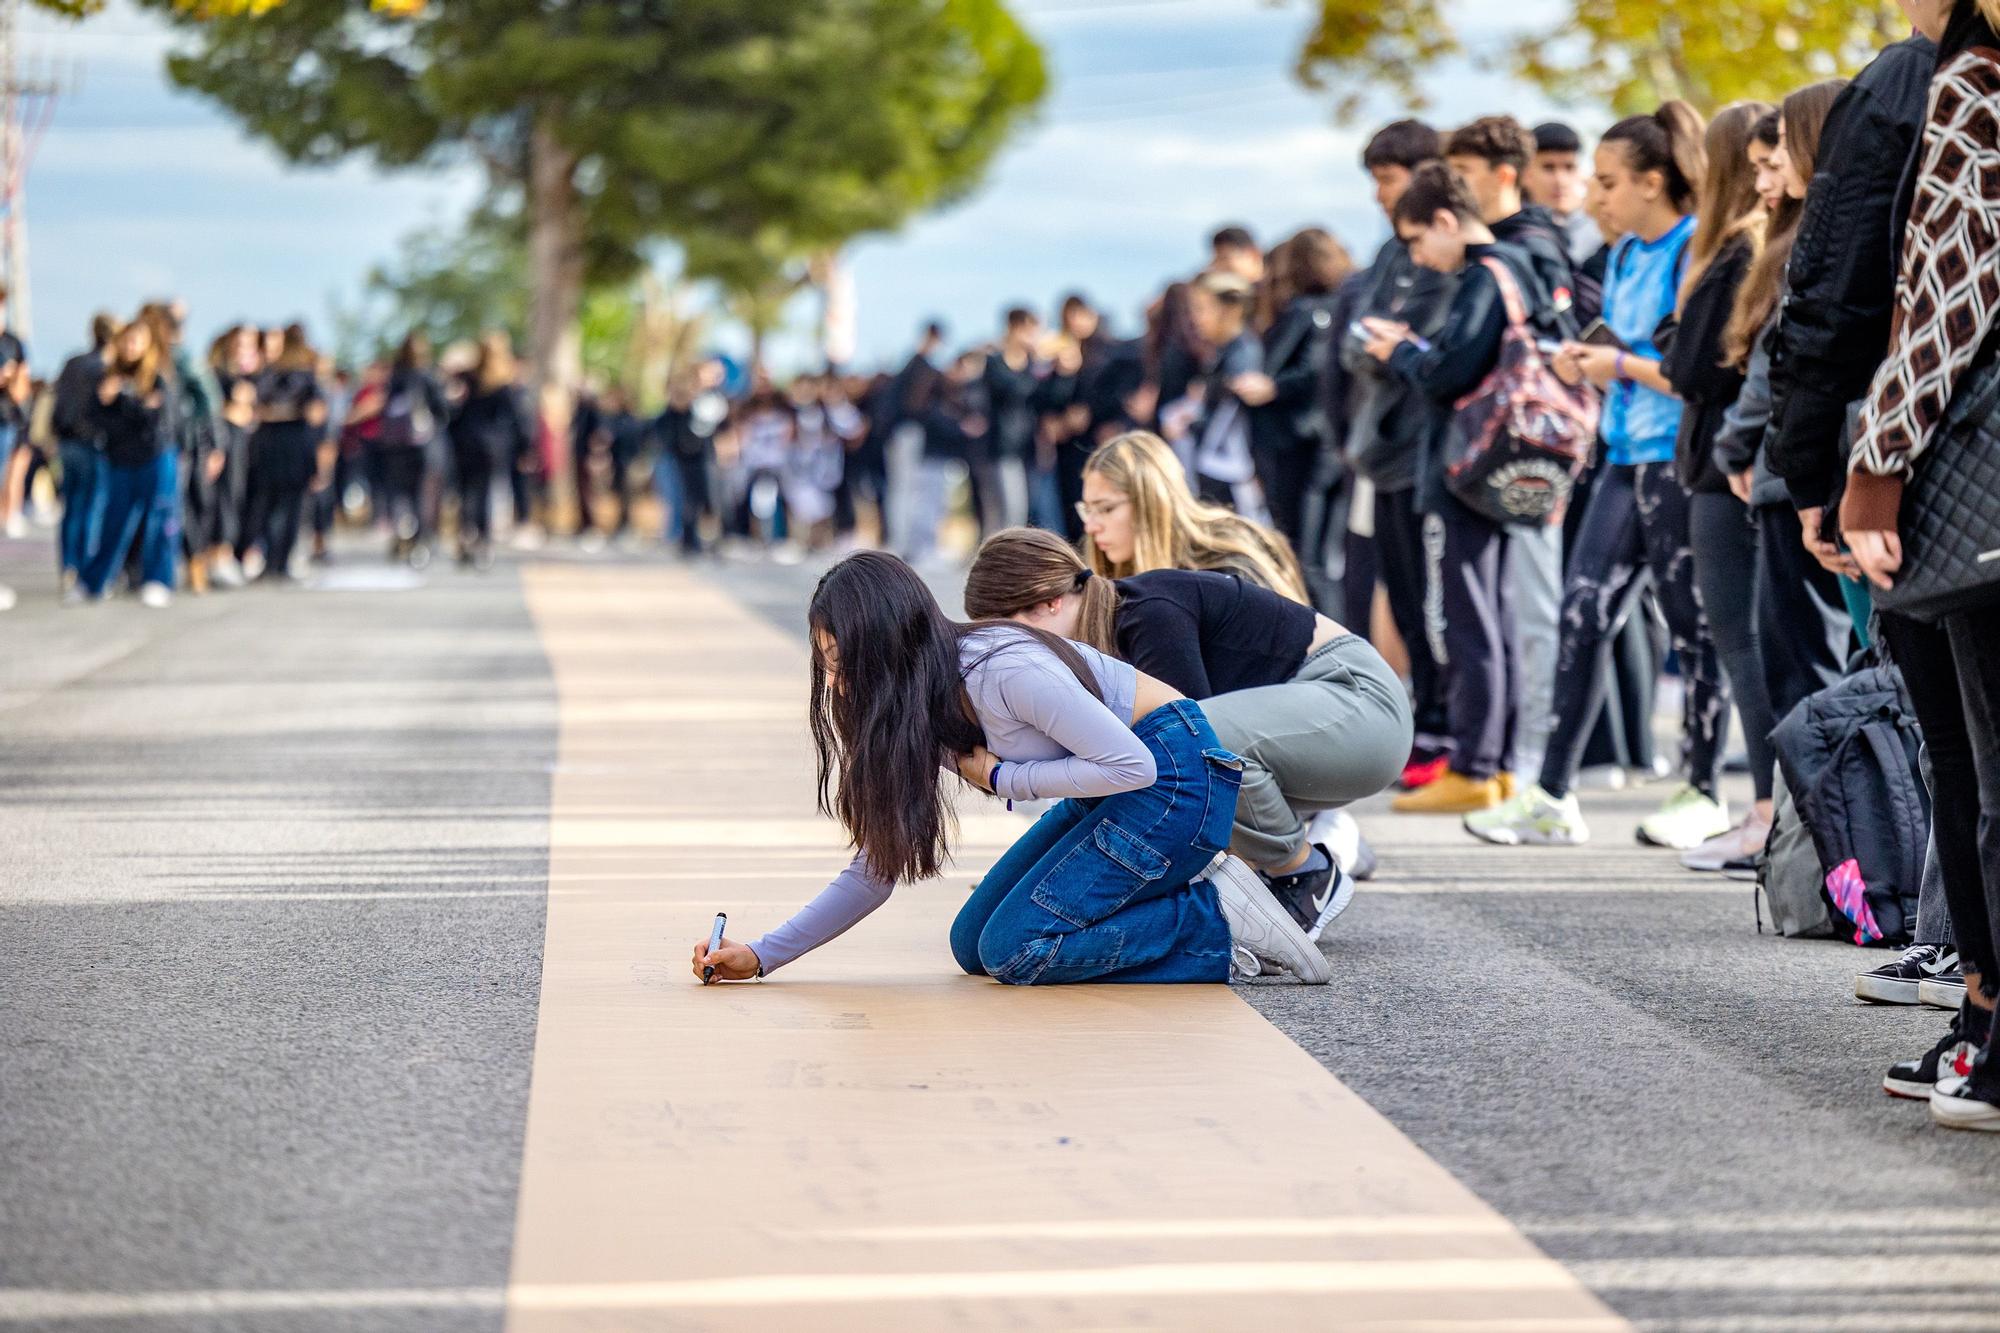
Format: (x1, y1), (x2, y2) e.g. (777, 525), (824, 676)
(19, 0), (1579, 373)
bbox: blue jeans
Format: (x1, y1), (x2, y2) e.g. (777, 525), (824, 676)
(57, 440), (104, 577)
(82, 451), (179, 595)
(950, 699), (1239, 985)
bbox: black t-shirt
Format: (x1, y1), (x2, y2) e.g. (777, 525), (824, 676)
(1112, 568), (1316, 699)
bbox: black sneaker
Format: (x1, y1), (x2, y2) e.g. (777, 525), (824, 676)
(1884, 1014), (1980, 1100)
(1918, 967), (1968, 1010)
(1855, 943), (1959, 1005)
(1260, 844), (1355, 943)
(1721, 854), (1759, 882)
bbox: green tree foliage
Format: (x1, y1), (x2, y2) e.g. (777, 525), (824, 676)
(125, 0), (1045, 405)
(1296, 0), (1908, 117)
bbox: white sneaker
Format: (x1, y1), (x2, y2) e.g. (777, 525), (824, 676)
(1576, 763), (1628, 792)
(577, 531), (607, 554)
(0, 582), (16, 611)
(1931, 1074), (2000, 1132)
(240, 549), (267, 582)
(1680, 815), (1771, 872)
(1305, 808), (1362, 871)
(1464, 783), (1589, 846)
(1638, 784), (1731, 850)
(1201, 853), (1331, 984)
(509, 526), (546, 552)
(209, 558), (247, 590)
(3, 512), (25, 539)
(138, 582), (173, 610)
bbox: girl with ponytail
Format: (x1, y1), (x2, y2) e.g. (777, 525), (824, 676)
(965, 527), (1409, 939)
(1472, 99), (1736, 854)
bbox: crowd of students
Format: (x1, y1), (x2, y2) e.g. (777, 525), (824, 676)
(696, 0), (2000, 1137)
(6, 0), (1996, 1131)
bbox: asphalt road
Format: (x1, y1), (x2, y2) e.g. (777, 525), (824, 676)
(4, 533), (1998, 1332)
(1, 539), (555, 1333)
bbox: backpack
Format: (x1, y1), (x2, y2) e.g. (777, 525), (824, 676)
(1770, 666), (1929, 947)
(1755, 768), (1837, 938)
(1442, 258), (1601, 527)
(377, 379), (434, 450)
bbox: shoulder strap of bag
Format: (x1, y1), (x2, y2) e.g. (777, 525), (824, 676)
(1479, 257), (1530, 332)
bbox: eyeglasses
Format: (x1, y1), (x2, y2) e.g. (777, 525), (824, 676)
(1074, 498), (1128, 521)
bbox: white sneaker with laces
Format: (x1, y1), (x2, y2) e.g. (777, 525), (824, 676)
(1200, 853), (1330, 984)
(1638, 784), (1731, 850)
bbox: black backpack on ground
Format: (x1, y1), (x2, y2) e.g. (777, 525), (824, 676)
(1768, 665), (1928, 946)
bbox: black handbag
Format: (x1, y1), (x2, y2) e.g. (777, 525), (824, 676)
(1873, 354), (2000, 623)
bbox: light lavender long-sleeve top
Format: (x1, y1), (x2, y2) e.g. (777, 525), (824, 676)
(748, 628), (1144, 973)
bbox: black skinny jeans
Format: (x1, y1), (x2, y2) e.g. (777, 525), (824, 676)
(1882, 611), (2000, 1092)
(1690, 490), (1778, 803)
(1755, 503), (1850, 722)
(1540, 461), (1729, 801)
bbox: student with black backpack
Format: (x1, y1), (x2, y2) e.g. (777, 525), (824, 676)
(1362, 163), (1562, 816)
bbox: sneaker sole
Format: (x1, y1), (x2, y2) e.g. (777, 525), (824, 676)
(1918, 980), (1968, 1010)
(1637, 825), (1729, 851)
(1884, 1074), (1936, 1099)
(1305, 869), (1357, 943)
(1463, 819), (1587, 847)
(1855, 976), (1924, 1005)
(1931, 1098), (2000, 1130)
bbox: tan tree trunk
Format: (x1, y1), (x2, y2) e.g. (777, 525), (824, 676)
(527, 113), (584, 525)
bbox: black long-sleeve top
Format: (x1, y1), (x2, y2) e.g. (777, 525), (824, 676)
(1661, 233), (1754, 494)
(93, 385), (168, 469)
(451, 378), (534, 461)
(981, 351), (1041, 461)
(1249, 294), (1338, 458)
(1343, 235), (1461, 492)
(1112, 568), (1316, 699)
(53, 350), (105, 445)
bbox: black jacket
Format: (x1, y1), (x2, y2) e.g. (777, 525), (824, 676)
(451, 378), (534, 463)
(93, 384), (168, 469)
(981, 350), (1041, 462)
(1764, 33), (1937, 511)
(1662, 233), (1754, 494)
(1491, 204), (1586, 332)
(1343, 235), (1460, 492)
(1249, 294), (1338, 459)
(1385, 241), (1550, 514)
(53, 349), (105, 446)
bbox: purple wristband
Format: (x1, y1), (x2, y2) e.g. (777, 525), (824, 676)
(1614, 350), (1629, 383)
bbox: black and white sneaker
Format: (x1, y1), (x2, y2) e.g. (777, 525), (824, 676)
(1721, 855), (1760, 882)
(1931, 1073), (2000, 1132)
(1884, 1016), (1980, 1100)
(1260, 844), (1356, 943)
(1918, 968), (1968, 1010)
(1202, 853), (1331, 984)
(1856, 943), (1959, 1005)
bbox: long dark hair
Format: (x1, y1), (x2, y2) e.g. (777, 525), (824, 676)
(808, 552), (1102, 884)
(1722, 80), (1845, 367)
(1601, 100), (1707, 214)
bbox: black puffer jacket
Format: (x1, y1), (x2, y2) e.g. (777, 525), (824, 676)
(1763, 33), (1936, 512)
